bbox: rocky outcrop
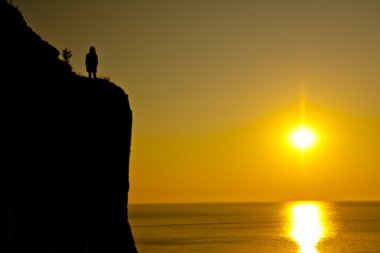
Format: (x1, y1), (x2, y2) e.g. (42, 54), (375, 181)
(0, 1), (138, 252)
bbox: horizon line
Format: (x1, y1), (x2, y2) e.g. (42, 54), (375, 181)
(128, 199), (380, 205)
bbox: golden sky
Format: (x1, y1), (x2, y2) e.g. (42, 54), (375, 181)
(16, 0), (380, 203)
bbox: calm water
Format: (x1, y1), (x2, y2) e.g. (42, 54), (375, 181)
(129, 202), (380, 253)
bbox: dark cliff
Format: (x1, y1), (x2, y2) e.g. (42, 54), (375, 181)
(0, 1), (138, 252)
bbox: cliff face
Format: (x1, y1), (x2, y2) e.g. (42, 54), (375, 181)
(0, 1), (138, 252)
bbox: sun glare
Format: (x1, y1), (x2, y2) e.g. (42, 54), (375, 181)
(289, 203), (325, 253)
(289, 125), (318, 151)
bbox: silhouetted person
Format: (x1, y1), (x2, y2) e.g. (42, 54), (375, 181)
(85, 46), (98, 79)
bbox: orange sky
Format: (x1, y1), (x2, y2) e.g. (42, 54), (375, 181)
(16, 0), (380, 203)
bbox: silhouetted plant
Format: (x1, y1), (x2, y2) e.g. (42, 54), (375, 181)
(62, 48), (72, 65)
(7, 0), (17, 8)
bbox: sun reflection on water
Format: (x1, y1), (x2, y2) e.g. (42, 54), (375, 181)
(289, 203), (326, 253)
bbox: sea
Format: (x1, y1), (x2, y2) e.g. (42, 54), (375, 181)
(128, 202), (380, 253)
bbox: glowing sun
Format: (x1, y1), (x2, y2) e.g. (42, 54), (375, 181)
(289, 125), (318, 151)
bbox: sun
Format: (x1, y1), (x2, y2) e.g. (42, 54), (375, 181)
(289, 125), (318, 151)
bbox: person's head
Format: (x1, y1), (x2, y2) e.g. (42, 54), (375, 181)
(89, 46), (96, 53)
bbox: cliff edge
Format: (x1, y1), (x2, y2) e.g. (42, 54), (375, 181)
(0, 1), (138, 252)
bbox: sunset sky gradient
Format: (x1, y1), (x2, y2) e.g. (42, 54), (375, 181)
(15, 0), (380, 203)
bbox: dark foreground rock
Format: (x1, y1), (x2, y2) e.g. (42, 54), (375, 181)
(0, 1), (138, 252)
